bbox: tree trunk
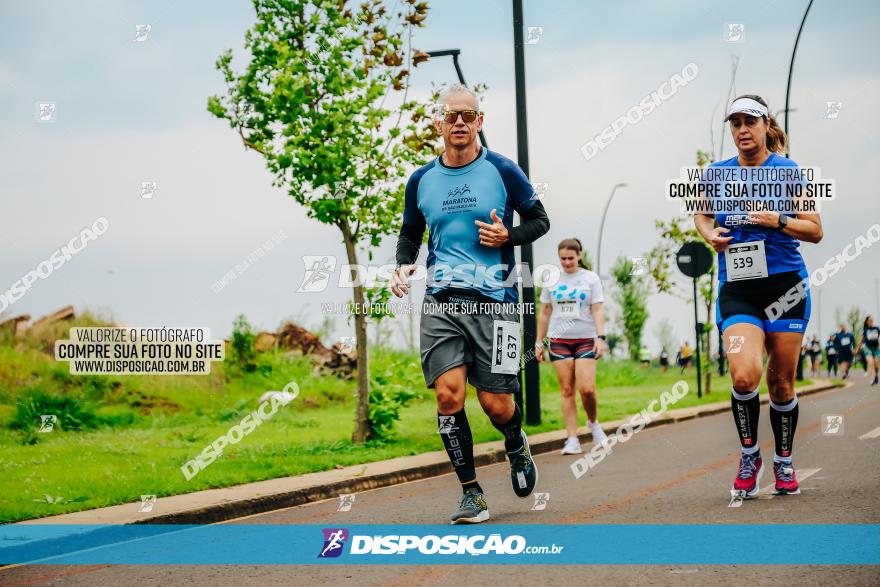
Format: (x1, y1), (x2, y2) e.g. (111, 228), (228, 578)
(341, 220), (371, 443)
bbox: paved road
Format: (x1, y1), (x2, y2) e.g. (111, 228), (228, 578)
(3, 378), (879, 586)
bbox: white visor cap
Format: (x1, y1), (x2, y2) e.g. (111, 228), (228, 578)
(725, 97), (768, 121)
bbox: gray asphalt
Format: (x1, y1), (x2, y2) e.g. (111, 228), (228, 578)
(3, 377), (879, 586)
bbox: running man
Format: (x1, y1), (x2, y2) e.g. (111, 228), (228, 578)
(391, 84), (550, 524)
(695, 94), (823, 499)
(858, 315), (880, 386)
(678, 342), (693, 373)
(535, 238), (609, 455)
(834, 324), (855, 380)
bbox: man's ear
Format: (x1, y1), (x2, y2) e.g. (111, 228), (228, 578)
(433, 117), (443, 134)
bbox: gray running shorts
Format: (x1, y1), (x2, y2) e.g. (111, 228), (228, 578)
(419, 291), (521, 393)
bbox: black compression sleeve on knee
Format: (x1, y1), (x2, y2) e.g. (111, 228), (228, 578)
(731, 387), (760, 451)
(491, 403), (524, 453)
(438, 410), (476, 485)
(769, 396), (799, 460)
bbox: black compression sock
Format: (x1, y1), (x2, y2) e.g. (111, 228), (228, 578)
(731, 387), (760, 450)
(462, 480), (483, 494)
(491, 403), (524, 453)
(769, 396), (799, 460)
(438, 410), (476, 486)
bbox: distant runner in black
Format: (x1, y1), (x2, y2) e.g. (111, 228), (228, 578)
(857, 315), (879, 386)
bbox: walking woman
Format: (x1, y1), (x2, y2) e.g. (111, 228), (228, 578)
(695, 95), (822, 498)
(535, 238), (609, 454)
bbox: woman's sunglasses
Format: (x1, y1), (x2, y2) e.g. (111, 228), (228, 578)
(441, 109), (481, 124)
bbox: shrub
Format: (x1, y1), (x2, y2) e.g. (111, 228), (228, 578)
(9, 389), (98, 432)
(230, 314), (258, 373)
(368, 387), (417, 439)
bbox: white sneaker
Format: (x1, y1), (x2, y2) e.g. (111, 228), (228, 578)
(560, 437), (582, 455)
(590, 423), (610, 447)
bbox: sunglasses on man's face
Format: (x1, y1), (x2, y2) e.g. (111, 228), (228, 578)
(441, 109), (480, 124)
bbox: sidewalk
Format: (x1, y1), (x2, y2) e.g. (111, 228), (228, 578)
(17, 379), (842, 526)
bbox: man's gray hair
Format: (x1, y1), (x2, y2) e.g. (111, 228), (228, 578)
(437, 83), (480, 115)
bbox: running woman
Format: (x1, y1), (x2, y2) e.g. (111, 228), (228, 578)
(535, 238), (609, 455)
(858, 315), (880, 386)
(834, 324), (855, 380)
(806, 335), (822, 377)
(391, 84), (550, 524)
(695, 95), (823, 499)
(825, 335), (839, 377)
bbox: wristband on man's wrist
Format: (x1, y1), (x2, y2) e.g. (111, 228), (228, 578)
(597, 335), (606, 341)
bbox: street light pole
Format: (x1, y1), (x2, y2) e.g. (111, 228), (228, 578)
(512, 0), (540, 425)
(596, 183), (628, 276)
(426, 49), (488, 148)
(784, 0), (815, 157)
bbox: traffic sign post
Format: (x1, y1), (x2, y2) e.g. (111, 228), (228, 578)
(676, 242), (713, 398)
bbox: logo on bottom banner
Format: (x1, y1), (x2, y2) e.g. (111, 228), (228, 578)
(318, 528), (349, 558)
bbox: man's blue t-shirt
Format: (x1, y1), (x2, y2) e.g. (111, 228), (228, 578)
(833, 331), (855, 352)
(403, 148), (536, 303)
(709, 153), (807, 282)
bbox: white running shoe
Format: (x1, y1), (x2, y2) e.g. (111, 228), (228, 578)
(590, 423), (610, 447)
(560, 436), (582, 455)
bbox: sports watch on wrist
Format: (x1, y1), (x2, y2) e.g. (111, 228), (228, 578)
(777, 214), (789, 230)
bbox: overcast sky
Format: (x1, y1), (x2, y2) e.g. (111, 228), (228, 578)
(1, 0), (878, 352)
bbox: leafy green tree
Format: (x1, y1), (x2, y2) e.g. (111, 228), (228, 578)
(846, 305), (862, 336)
(208, 0), (434, 442)
(604, 332), (622, 357)
(230, 314), (258, 373)
(647, 150), (717, 393)
(610, 256), (650, 360)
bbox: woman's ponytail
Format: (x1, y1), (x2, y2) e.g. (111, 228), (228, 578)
(766, 115), (788, 154)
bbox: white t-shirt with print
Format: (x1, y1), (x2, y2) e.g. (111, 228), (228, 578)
(540, 268), (604, 339)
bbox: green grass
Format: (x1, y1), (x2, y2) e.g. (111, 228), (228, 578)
(0, 314), (820, 523)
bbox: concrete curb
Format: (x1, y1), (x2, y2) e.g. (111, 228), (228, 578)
(19, 379), (842, 526)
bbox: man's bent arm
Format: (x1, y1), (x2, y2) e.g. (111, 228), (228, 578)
(508, 200), (550, 246)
